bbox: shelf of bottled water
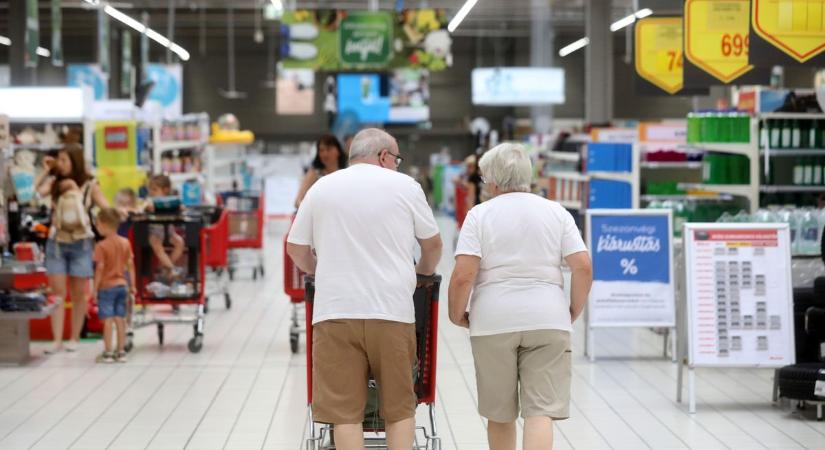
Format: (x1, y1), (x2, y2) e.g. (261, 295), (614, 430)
(717, 207), (824, 257)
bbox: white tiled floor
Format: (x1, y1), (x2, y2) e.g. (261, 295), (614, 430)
(1, 217), (824, 449)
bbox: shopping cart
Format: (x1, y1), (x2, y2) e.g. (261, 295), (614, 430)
(125, 212), (207, 353)
(304, 274), (442, 450)
(283, 217), (307, 354)
(193, 205), (232, 313)
(221, 191), (265, 281)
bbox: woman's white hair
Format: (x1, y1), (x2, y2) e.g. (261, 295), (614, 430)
(478, 143), (533, 193)
(348, 128), (397, 162)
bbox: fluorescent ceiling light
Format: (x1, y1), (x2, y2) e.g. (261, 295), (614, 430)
(610, 8), (654, 32)
(170, 43), (190, 61)
(104, 5), (146, 33)
(559, 37), (589, 57)
(0, 35), (10, 46)
(145, 28), (171, 48)
(82, 0), (100, 4)
(448, 0), (479, 33)
(36, 47), (51, 57)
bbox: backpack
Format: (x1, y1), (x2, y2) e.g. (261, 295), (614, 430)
(53, 183), (94, 243)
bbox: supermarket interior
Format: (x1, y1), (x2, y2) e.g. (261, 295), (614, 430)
(1, 0), (825, 449)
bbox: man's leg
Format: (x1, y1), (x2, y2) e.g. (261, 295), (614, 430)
(333, 424), (365, 450)
(385, 417), (415, 450)
(487, 420), (516, 450)
(523, 416), (553, 450)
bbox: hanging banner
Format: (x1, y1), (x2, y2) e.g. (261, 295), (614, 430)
(51, 0), (63, 66)
(98, 8), (110, 74)
(143, 64), (183, 119)
(140, 13), (149, 79)
(67, 64), (108, 101)
(750, 0), (825, 66)
(121, 31), (133, 97)
(281, 9), (451, 71)
(683, 223), (795, 367)
(25, 0), (39, 68)
(635, 17), (685, 94)
(586, 209), (675, 328)
(276, 64), (315, 115)
(684, 0), (754, 83)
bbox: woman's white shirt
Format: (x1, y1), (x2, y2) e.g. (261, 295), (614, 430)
(455, 192), (587, 336)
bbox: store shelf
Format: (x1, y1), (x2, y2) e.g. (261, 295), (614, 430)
(641, 194), (734, 202)
(759, 185), (825, 193)
(680, 142), (755, 157)
(546, 151), (580, 162)
(640, 161), (702, 169)
(678, 183), (755, 198)
(588, 171), (633, 182)
(546, 171), (590, 182)
(759, 149), (825, 157)
(11, 143), (63, 151)
(157, 140), (204, 152)
(168, 172), (202, 183)
(555, 199), (583, 210)
(758, 112), (825, 120)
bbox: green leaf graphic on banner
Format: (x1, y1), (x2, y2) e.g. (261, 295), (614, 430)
(339, 12), (392, 67)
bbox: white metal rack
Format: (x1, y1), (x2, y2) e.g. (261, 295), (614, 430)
(151, 113), (210, 188)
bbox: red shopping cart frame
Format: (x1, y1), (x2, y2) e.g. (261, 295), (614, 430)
(203, 208), (229, 269)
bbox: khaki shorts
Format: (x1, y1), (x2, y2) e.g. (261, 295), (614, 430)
(471, 329), (571, 422)
(312, 319), (417, 424)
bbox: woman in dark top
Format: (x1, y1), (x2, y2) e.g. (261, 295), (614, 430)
(465, 155), (483, 208)
(294, 134), (347, 209)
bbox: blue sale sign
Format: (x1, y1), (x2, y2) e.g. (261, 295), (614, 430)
(586, 210), (675, 328)
(590, 214), (670, 283)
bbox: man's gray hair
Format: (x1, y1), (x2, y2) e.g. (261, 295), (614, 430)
(478, 143), (533, 193)
(348, 128), (397, 162)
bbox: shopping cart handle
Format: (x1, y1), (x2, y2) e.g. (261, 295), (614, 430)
(416, 273), (440, 287)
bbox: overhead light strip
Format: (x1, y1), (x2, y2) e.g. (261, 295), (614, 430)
(0, 35), (11, 46)
(561, 9), (654, 57)
(447, 0), (479, 33)
(104, 3), (190, 61)
(559, 37), (589, 57)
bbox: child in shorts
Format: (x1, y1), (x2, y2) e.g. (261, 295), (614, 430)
(145, 175), (185, 274)
(93, 208), (136, 363)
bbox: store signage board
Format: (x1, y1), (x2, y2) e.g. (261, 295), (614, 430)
(683, 224), (795, 368)
(751, 0), (825, 64)
(635, 17), (684, 94)
(339, 12), (393, 68)
(639, 123), (686, 143)
(585, 209), (676, 361)
(591, 127), (638, 143)
(685, 0), (754, 84)
(0, 87), (87, 122)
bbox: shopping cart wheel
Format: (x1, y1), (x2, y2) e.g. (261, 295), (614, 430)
(253, 268), (259, 281)
(157, 323), (165, 346)
(430, 437), (441, 450)
(290, 332), (299, 354)
(228, 269), (235, 281)
(225, 293), (232, 309)
(259, 265), (265, 277)
(204, 300), (210, 314)
(188, 335), (204, 353)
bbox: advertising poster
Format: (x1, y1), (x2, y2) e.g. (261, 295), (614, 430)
(276, 65), (315, 115)
(280, 9), (451, 71)
(143, 64), (183, 119)
(337, 69), (429, 124)
(67, 64), (108, 101)
(684, 224), (795, 367)
(587, 210), (675, 327)
(95, 121), (137, 168)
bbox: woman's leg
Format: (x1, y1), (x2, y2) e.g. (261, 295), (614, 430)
(487, 420), (517, 450)
(523, 417), (553, 450)
(68, 276), (91, 342)
(47, 274), (68, 350)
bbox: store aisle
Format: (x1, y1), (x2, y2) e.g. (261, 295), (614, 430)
(0, 217), (823, 450)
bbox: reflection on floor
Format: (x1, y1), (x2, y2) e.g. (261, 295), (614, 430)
(0, 217), (822, 449)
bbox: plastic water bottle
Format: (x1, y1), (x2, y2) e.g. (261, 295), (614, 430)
(799, 210), (820, 255)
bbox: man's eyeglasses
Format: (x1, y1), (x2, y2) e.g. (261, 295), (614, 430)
(385, 150), (404, 167)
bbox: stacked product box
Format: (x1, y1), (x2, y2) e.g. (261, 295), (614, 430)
(586, 142), (634, 209)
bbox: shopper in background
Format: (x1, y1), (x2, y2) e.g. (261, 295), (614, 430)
(93, 208), (136, 363)
(447, 143), (593, 450)
(145, 175), (185, 273)
(35, 144), (110, 354)
(115, 187), (138, 237)
(293, 134), (348, 209)
(464, 154), (483, 207)
(287, 128), (442, 450)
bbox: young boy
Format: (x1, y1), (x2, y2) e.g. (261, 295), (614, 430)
(93, 208), (136, 363)
(145, 175), (185, 273)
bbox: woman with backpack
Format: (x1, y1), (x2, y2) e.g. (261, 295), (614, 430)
(35, 144), (110, 354)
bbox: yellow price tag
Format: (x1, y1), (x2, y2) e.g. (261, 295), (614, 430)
(635, 17), (684, 94)
(685, 0), (754, 83)
(752, 0), (825, 63)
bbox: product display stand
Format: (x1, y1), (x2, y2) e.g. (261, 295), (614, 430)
(676, 223), (796, 414)
(151, 113), (210, 186)
(759, 112), (825, 198)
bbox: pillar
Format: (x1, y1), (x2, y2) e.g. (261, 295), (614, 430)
(530, 0), (553, 134)
(585, 0), (613, 124)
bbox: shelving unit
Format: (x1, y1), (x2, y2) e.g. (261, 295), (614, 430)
(760, 185), (825, 193)
(757, 113), (825, 204)
(640, 161), (703, 170)
(546, 151), (581, 163)
(586, 143), (641, 209)
(151, 113), (210, 189)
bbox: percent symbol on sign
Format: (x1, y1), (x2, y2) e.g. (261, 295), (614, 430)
(620, 258), (638, 275)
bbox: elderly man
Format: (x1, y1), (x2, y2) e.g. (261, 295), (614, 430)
(448, 143), (592, 450)
(287, 128), (443, 450)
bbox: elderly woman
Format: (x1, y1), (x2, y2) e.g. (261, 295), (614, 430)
(448, 143), (592, 450)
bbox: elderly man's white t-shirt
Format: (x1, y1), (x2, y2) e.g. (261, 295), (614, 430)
(287, 163), (439, 325)
(456, 192), (588, 336)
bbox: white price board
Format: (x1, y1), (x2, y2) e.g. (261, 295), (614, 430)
(586, 209), (675, 328)
(684, 224), (795, 368)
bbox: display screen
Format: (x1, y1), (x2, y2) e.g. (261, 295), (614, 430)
(337, 69), (430, 124)
(472, 67), (565, 106)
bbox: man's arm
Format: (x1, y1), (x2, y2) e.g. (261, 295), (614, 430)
(287, 243), (317, 275)
(565, 251), (592, 322)
(448, 255), (479, 328)
(415, 234), (442, 276)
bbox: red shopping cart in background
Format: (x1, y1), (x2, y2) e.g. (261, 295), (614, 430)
(283, 221), (306, 353)
(221, 191), (265, 281)
(303, 274), (442, 450)
(195, 206), (231, 312)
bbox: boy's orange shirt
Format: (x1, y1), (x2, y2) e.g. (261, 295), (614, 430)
(94, 235), (133, 290)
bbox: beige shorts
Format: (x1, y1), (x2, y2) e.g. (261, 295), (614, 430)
(471, 329), (571, 422)
(312, 319), (417, 424)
